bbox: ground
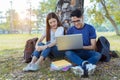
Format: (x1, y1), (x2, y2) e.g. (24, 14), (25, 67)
(0, 33), (120, 80)
(0, 49), (120, 80)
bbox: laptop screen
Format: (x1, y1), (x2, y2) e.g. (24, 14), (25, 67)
(56, 34), (83, 51)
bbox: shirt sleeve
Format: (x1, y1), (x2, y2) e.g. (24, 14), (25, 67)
(89, 26), (97, 39)
(55, 27), (64, 37)
(67, 27), (72, 35)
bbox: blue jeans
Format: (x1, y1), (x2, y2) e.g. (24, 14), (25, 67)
(65, 49), (101, 66)
(51, 46), (65, 58)
(32, 42), (65, 58)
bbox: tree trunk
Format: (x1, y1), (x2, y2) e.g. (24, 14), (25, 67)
(105, 15), (120, 35)
(100, 0), (120, 35)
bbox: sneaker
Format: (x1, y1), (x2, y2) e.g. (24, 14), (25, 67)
(82, 61), (96, 76)
(86, 63), (96, 75)
(23, 63), (40, 72)
(71, 66), (84, 77)
(82, 61), (89, 77)
(29, 64), (40, 71)
(23, 63), (32, 72)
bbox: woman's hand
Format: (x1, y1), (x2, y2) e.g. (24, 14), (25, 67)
(35, 46), (42, 51)
(42, 45), (48, 50)
(35, 45), (48, 51)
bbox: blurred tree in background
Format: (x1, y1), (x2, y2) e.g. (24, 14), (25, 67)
(87, 0), (120, 35)
(36, 0), (56, 25)
(0, 0), (119, 35)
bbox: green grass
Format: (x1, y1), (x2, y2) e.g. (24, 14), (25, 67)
(0, 34), (40, 55)
(0, 32), (120, 54)
(0, 34), (39, 50)
(0, 32), (120, 80)
(97, 32), (120, 53)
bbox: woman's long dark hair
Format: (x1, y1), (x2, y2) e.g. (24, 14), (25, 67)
(46, 12), (62, 42)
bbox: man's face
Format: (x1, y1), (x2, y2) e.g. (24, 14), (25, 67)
(71, 16), (83, 29)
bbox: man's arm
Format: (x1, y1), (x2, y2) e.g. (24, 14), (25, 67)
(83, 39), (96, 50)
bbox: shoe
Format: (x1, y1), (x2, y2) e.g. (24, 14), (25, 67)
(86, 63), (96, 75)
(29, 64), (40, 71)
(82, 61), (89, 77)
(23, 63), (40, 72)
(23, 63), (32, 72)
(71, 66), (84, 77)
(82, 61), (96, 77)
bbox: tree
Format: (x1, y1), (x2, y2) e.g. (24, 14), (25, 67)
(39, 0), (56, 14)
(12, 10), (20, 31)
(55, 0), (84, 26)
(87, 0), (120, 35)
(35, 0), (56, 29)
(0, 10), (20, 33)
(0, 11), (10, 32)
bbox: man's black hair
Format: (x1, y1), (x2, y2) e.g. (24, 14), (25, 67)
(70, 9), (83, 18)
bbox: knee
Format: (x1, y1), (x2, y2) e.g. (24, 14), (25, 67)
(32, 50), (40, 58)
(95, 52), (102, 60)
(35, 48), (42, 51)
(65, 51), (73, 57)
(38, 42), (44, 46)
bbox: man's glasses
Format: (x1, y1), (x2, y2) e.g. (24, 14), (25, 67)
(71, 20), (82, 23)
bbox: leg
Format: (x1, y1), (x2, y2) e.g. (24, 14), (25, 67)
(73, 50), (101, 65)
(65, 50), (84, 76)
(23, 42), (44, 71)
(30, 42), (45, 64)
(78, 50), (101, 76)
(86, 51), (101, 64)
(30, 51), (40, 64)
(23, 47), (51, 72)
(51, 46), (65, 58)
(65, 50), (84, 66)
(35, 47), (51, 65)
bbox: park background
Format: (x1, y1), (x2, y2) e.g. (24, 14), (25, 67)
(0, 0), (120, 80)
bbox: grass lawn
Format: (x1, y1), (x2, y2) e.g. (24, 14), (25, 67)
(0, 34), (40, 51)
(0, 32), (120, 80)
(97, 32), (120, 53)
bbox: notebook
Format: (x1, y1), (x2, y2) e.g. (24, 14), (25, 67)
(50, 59), (72, 71)
(56, 34), (83, 51)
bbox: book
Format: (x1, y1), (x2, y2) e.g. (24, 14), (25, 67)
(50, 59), (72, 71)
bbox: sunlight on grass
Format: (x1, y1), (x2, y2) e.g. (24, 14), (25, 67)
(97, 32), (120, 53)
(0, 32), (120, 55)
(0, 34), (40, 51)
(0, 32), (120, 80)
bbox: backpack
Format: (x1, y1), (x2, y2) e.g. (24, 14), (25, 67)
(96, 36), (111, 62)
(23, 37), (38, 63)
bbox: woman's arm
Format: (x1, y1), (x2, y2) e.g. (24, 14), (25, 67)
(36, 35), (45, 46)
(47, 27), (64, 48)
(35, 35), (46, 51)
(83, 39), (96, 50)
(47, 41), (56, 48)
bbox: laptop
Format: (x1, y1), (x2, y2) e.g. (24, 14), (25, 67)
(56, 34), (83, 51)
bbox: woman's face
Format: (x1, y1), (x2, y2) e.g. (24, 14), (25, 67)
(48, 18), (58, 29)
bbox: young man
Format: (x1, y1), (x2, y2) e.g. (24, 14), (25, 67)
(65, 9), (101, 77)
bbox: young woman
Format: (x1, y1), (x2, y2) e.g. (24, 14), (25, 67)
(23, 12), (65, 71)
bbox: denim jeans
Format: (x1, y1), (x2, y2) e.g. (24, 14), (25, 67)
(51, 46), (65, 58)
(65, 49), (101, 66)
(32, 42), (65, 59)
